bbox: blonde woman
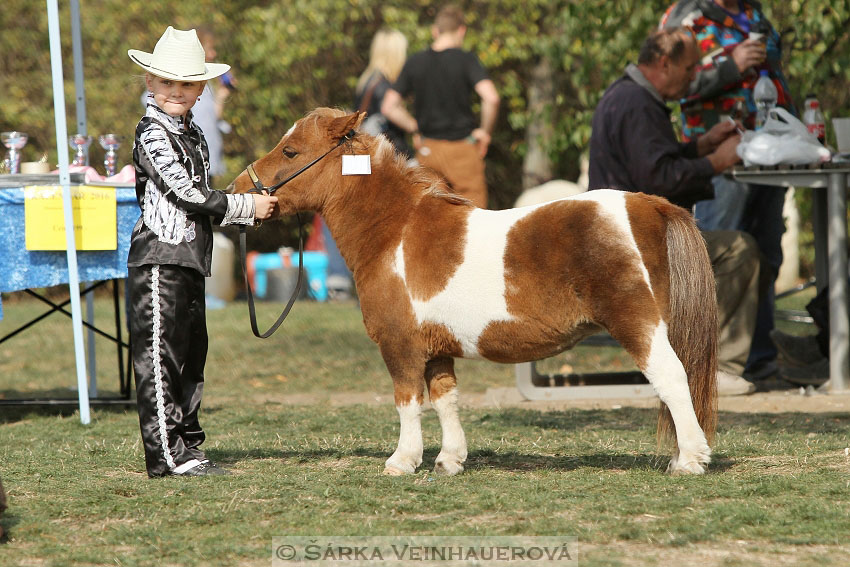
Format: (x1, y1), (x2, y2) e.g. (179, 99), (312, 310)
(354, 29), (411, 157)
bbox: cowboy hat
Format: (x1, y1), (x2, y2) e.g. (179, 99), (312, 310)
(128, 26), (230, 81)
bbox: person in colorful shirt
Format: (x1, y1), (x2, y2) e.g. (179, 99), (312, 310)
(127, 27), (277, 477)
(661, 0), (796, 381)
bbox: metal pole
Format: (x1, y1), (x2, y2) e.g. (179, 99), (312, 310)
(70, 0), (88, 156)
(826, 172), (849, 393)
(47, 0), (91, 424)
(69, 0), (97, 396)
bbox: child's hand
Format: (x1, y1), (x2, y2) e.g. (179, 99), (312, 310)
(253, 193), (278, 220)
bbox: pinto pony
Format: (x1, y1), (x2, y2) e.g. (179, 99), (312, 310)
(229, 108), (718, 476)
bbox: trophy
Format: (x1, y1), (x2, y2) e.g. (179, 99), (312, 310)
(1, 131), (29, 174)
(68, 134), (93, 166)
(98, 134), (122, 177)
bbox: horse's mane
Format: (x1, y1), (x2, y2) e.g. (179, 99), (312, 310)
(307, 107), (473, 208)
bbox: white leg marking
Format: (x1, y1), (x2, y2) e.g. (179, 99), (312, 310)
(431, 388), (467, 476)
(384, 399), (424, 475)
(642, 323), (711, 475)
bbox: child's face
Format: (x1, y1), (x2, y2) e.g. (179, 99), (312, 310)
(145, 74), (206, 118)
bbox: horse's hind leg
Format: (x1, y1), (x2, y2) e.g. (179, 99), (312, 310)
(639, 323), (711, 474)
(608, 315), (710, 474)
(425, 357), (467, 476)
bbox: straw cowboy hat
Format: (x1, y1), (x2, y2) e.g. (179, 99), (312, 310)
(128, 26), (230, 81)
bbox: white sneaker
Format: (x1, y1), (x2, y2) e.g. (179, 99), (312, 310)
(716, 370), (756, 396)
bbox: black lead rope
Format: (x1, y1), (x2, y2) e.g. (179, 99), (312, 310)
(238, 215), (304, 339)
(238, 130), (356, 338)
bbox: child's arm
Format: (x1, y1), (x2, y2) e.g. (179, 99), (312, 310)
(137, 120), (261, 223)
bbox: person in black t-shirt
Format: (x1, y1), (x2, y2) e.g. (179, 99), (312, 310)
(381, 4), (499, 209)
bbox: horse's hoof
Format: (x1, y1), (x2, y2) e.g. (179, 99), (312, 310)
(383, 466), (408, 476)
(667, 459), (706, 475)
(433, 459), (464, 476)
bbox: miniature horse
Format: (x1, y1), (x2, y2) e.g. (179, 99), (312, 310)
(229, 108), (718, 476)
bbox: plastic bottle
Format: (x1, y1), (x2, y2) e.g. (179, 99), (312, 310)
(802, 93), (826, 144)
(753, 70), (777, 130)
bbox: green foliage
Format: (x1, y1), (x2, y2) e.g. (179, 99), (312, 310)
(1, 0), (849, 211)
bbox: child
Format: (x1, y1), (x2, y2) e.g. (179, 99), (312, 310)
(127, 27), (277, 477)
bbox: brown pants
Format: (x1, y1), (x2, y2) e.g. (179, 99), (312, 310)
(705, 230), (761, 376)
(417, 137), (488, 208)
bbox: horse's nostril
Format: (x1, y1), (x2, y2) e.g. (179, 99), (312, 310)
(225, 182), (236, 194)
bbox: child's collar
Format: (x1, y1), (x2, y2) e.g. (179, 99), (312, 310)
(145, 101), (195, 134)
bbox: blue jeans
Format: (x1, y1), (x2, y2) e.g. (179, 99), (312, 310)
(694, 175), (786, 369)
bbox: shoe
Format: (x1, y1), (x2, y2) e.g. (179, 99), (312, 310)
(770, 330), (825, 367)
(780, 358), (829, 386)
(173, 460), (231, 477)
(743, 359), (779, 381)
(716, 370), (756, 396)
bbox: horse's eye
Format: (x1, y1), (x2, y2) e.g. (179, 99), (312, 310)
(283, 147), (298, 159)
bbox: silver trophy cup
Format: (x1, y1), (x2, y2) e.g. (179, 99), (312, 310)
(98, 134), (122, 177)
(69, 134), (93, 167)
(1, 131), (29, 174)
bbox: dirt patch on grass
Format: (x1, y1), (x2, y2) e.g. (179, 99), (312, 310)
(580, 541), (849, 566)
(221, 388), (850, 415)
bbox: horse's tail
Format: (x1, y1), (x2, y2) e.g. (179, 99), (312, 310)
(657, 210), (718, 447)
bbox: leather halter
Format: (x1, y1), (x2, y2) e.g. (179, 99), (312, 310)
(238, 129), (356, 338)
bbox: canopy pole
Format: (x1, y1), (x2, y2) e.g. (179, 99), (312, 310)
(69, 0), (97, 397)
(47, 0), (91, 424)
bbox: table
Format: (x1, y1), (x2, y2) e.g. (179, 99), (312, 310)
(730, 163), (849, 393)
(0, 176), (140, 404)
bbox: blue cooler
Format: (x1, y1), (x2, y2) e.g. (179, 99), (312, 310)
(251, 250), (328, 301)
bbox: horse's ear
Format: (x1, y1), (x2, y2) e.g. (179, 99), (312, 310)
(328, 112), (365, 141)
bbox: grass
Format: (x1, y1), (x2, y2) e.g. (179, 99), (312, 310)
(1, 287), (848, 566)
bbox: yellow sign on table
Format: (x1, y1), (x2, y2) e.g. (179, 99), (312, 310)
(24, 185), (118, 250)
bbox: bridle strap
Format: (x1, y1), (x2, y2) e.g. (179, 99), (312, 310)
(238, 129), (356, 338)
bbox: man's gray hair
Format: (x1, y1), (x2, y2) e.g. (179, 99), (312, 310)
(638, 28), (694, 65)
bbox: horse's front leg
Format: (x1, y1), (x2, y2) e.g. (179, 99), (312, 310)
(426, 357), (467, 476)
(382, 350), (427, 476)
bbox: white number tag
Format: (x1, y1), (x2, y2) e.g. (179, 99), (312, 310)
(342, 154), (371, 175)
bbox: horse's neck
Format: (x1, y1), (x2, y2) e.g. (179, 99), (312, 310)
(320, 159), (421, 274)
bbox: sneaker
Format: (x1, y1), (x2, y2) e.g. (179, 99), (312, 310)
(770, 330), (825, 367)
(172, 459), (231, 477)
(716, 370), (756, 396)
(780, 358), (830, 386)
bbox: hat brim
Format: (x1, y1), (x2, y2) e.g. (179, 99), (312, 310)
(128, 49), (230, 81)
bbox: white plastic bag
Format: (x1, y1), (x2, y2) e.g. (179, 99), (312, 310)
(737, 107), (831, 166)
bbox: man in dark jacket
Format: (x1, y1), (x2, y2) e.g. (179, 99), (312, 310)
(589, 28), (760, 396)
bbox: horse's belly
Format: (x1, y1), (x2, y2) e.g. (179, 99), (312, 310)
(412, 287), (512, 359)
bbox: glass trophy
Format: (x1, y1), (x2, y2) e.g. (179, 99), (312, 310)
(98, 134), (122, 177)
(69, 134), (93, 166)
(1, 131), (29, 174)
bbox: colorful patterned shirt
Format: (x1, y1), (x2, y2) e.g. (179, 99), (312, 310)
(660, 0), (796, 141)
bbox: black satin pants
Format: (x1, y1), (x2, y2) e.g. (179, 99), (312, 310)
(128, 264), (208, 477)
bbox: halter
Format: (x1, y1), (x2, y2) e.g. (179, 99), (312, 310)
(244, 129), (356, 196)
(238, 129), (356, 338)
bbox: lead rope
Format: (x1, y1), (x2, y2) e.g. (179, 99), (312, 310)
(238, 216), (304, 339)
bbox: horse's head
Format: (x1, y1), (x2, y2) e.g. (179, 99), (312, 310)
(228, 108), (365, 215)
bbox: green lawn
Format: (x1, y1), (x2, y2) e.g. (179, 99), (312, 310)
(1, 288), (847, 566)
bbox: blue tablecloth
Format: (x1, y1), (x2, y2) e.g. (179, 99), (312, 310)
(0, 185), (140, 319)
